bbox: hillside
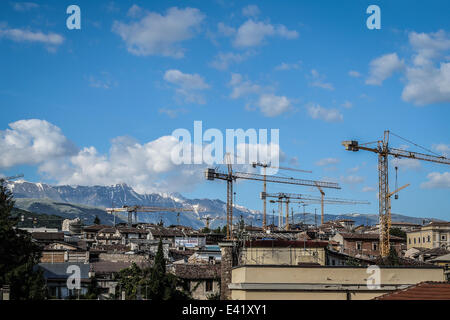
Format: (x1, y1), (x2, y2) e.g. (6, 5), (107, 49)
(8, 181), (441, 229)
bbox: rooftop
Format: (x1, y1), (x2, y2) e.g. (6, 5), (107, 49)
(244, 239), (329, 248)
(374, 282), (450, 300)
(173, 264), (221, 280)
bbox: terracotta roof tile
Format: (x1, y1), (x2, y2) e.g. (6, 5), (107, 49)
(375, 282), (450, 300)
(173, 264), (221, 280)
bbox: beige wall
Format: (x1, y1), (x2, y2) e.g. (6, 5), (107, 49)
(240, 247), (326, 266)
(407, 225), (450, 249)
(230, 266), (445, 300)
(189, 280), (220, 300)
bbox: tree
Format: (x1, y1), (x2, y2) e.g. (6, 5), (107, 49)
(200, 227), (211, 234)
(93, 215), (101, 225)
(0, 179), (46, 299)
(390, 227), (406, 240)
(114, 238), (190, 300)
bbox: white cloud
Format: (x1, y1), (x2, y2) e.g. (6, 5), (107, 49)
(39, 135), (205, 193)
(233, 19), (298, 47)
(391, 158), (421, 171)
(341, 100), (352, 108)
(307, 104), (343, 122)
(242, 5), (260, 17)
(341, 175), (365, 185)
(348, 70), (361, 78)
(228, 73), (262, 99)
(401, 30), (450, 105)
(0, 26), (64, 46)
(315, 158), (340, 166)
(158, 107), (188, 118)
(366, 53), (404, 85)
(421, 172), (450, 189)
(309, 69), (334, 90)
(112, 7), (204, 58)
(88, 72), (117, 89)
(210, 51), (251, 70)
(433, 143), (450, 157)
(364, 31), (450, 105)
(127, 4), (144, 18)
(0, 119), (77, 168)
(20, 121), (284, 193)
(11, 2), (39, 11)
(256, 94), (292, 117)
(164, 69), (209, 104)
(217, 22), (236, 36)
(362, 186), (376, 192)
(275, 61), (301, 71)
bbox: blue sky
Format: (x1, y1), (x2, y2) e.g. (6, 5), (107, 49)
(0, 1), (449, 220)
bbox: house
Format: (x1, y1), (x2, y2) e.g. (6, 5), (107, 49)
(96, 227), (122, 245)
(82, 224), (110, 242)
(429, 253), (450, 280)
(336, 219), (355, 230)
(374, 281), (450, 300)
(35, 262), (91, 299)
(406, 221), (450, 250)
(332, 232), (404, 259)
(172, 264), (221, 300)
(31, 232), (65, 245)
(381, 221), (420, 232)
(188, 245), (222, 264)
(41, 242), (89, 263)
(116, 226), (149, 242)
(325, 249), (374, 266)
(174, 236), (206, 249)
(239, 240), (329, 266)
(90, 261), (151, 299)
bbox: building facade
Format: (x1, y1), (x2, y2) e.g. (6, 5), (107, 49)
(406, 222), (450, 250)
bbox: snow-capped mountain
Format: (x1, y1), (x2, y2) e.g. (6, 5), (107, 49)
(7, 181), (439, 229)
(7, 181), (261, 228)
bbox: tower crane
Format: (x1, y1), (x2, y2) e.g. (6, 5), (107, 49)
(199, 215), (226, 229)
(251, 162), (312, 231)
(205, 154), (340, 240)
(265, 192), (370, 230)
(342, 130), (450, 257)
(105, 205), (199, 227)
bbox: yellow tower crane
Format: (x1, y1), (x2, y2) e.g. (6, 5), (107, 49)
(342, 130), (450, 257)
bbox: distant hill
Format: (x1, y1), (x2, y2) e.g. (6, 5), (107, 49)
(11, 207), (64, 229)
(8, 180), (442, 229)
(14, 198), (123, 226)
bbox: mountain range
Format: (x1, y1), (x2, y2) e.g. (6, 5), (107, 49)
(6, 180), (438, 229)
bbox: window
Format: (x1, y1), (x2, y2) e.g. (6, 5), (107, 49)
(423, 237), (426, 243)
(418, 237), (421, 243)
(372, 242), (378, 251)
(205, 280), (213, 292)
(356, 242), (362, 250)
(331, 259), (336, 266)
(414, 238), (416, 244)
(428, 235), (431, 243)
(409, 238), (411, 244)
(442, 235), (447, 241)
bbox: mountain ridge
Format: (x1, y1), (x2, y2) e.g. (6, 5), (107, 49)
(7, 180), (441, 228)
